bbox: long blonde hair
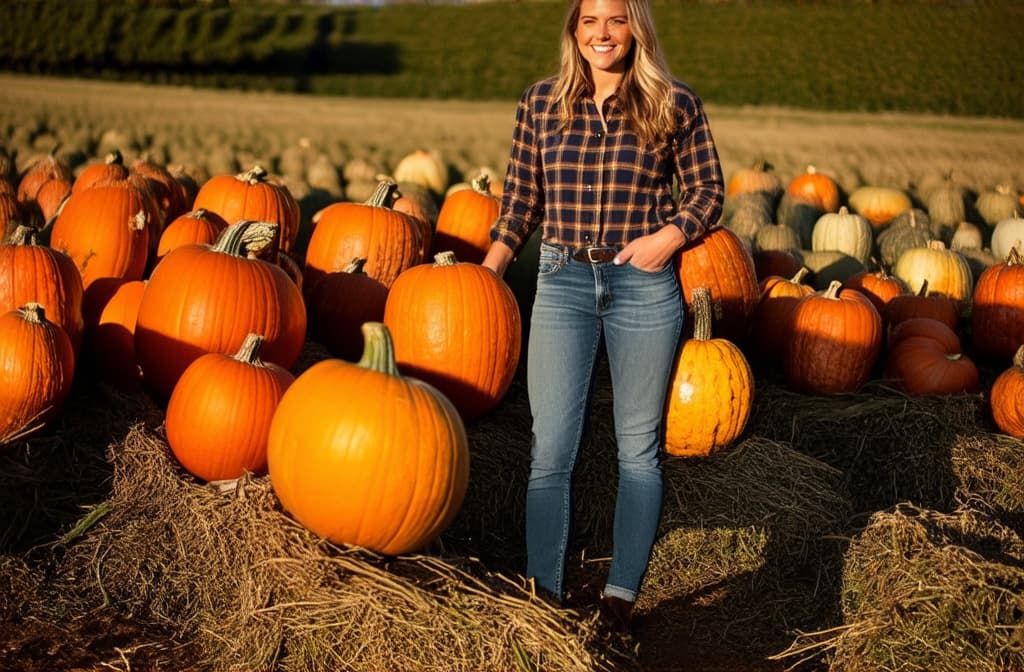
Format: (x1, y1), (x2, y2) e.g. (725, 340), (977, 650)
(553, 0), (677, 148)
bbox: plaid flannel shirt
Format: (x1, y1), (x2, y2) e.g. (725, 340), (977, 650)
(490, 76), (724, 255)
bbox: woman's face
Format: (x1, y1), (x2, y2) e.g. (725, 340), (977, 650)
(574, 0), (634, 78)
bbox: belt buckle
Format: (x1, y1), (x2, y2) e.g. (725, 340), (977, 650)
(586, 247), (604, 263)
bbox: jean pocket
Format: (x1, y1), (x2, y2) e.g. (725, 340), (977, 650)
(627, 260), (673, 276)
(537, 242), (567, 276)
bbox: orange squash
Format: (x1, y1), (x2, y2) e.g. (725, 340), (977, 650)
(784, 280), (882, 394)
(664, 286), (753, 457)
(135, 220), (307, 400)
(383, 251), (521, 422)
(884, 334), (978, 396)
(193, 165), (300, 252)
(970, 242), (1024, 363)
(72, 150), (130, 193)
(432, 173), (500, 264)
(85, 279), (147, 390)
(990, 345), (1024, 438)
(843, 268), (910, 320)
(308, 257), (389, 361)
(786, 165), (840, 213)
(167, 333), (294, 481)
(0, 303), (75, 445)
(267, 322), (469, 555)
(749, 266), (815, 365)
(884, 279), (959, 332)
(156, 208), (228, 260)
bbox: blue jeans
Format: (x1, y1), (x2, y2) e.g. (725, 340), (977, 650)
(525, 242), (683, 603)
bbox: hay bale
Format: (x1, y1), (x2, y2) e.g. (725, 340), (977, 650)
(776, 504), (1024, 671)
(951, 431), (1024, 535)
(748, 377), (985, 514)
(46, 423), (634, 672)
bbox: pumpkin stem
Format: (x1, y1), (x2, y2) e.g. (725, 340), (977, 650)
(791, 267), (810, 284)
(238, 165), (269, 184)
(9, 225), (39, 246)
(690, 286), (714, 341)
(233, 333), (266, 365)
(917, 279), (930, 297)
(823, 280), (843, 300)
(471, 173), (491, 195)
(18, 302), (46, 323)
(433, 250), (458, 266)
(838, 205), (849, 216)
(358, 322), (400, 377)
(213, 220), (280, 258)
(344, 257), (369, 274)
(365, 178), (400, 209)
(1013, 345), (1024, 369)
(105, 149), (123, 166)
(1007, 240), (1023, 265)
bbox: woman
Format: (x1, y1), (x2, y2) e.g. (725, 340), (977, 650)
(481, 0), (724, 632)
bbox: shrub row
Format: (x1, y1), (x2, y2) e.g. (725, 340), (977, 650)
(1, 0), (1021, 118)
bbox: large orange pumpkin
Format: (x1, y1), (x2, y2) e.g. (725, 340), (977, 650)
(167, 333), (294, 481)
(884, 279), (960, 332)
(884, 332), (979, 396)
(784, 280), (882, 394)
(383, 251), (521, 422)
(193, 165), (300, 252)
(267, 322), (469, 555)
(156, 208), (228, 260)
(16, 153), (72, 202)
(135, 220), (307, 400)
(748, 266), (815, 365)
(432, 173), (500, 263)
(675, 226), (760, 344)
(72, 150), (130, 194)
(50, 182), (151, 292)
(0, 225), (84, 356)
(307, 257), (389, 362)
(0, 303), (75, 445)
(664, 286), (753, 457)
(85, 279), (147, 390)
(990, 345), (1024, 438)
(304, 178), (422, 292)
(970, 242), (1024, 363)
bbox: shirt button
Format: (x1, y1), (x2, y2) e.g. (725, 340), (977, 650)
(595, 130), (604, 138)
(585, 184), (593, 191)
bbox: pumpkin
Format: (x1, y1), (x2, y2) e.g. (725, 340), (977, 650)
(883, 334), (979, 396)
(970, 242), (1024, 363)
(799, 249), (866, 290)
(892, 240), (973, 315)
(267, 322), (469, 555)
(664, 286), (753, 457)
(785, 164), (840, 213)
(811, 206), (874, 266)
(0, 192), (30, 239)
(775, 193), (821, 249)
(726, 159), (782, 201)
(72, 150), (129, 193)
(848, 185), (912, 229)
(131, 156), (191, 223)
(0, 303), (75, 445)
(722, 191), (773, 241)
(391, 185), (435, 261)
(308, 257), (389, 361)
(304, 178), (423, 292)
(748, 266), (814, 365)
(135, 220), (307, 400)
(156, 208), (228, 260)
(843, 268), (910, 319)
(392, 149), (449, 198)
(432, 173), (500, 264)
(990, 345), (1024, 437)
(193, 165), (301, 252)
(50, 182), (151, 292)
(876, 209), (933, 268)
(888, 317), (961, 353)
(949, 220), (984, 251)
(82, 278), (147, 390)
(753, 222), (801, 253)
(16, 152), (72, 202)
(784, 280), (882, 394)
(990, 213), (1024, 260)
(675, 226), (760, 344)
(33, 177), (72, 224)
(383, 251), (521, 421)
(752, 248), (803, 282)
(0, 225), (85, 356)
(975, 184), (1020, 228)
(884, 279), (960, 332)
(924, 176), (967, 242)
(167, 333), (295, 481)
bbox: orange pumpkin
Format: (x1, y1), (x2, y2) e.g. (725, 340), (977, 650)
(267, 322), (469, 555)
(16, 153), (72, 202)
(786, 164), (840, 213)
(72, 150), (129, 193)
(0, 303), (75, 445)
(888, 317), (961, 353)
(50, 182), (152, 292)
(131, 156), (191, 223)
(970, 242), (1024, 363)
(675, 226), (760, 344)
(0, 225), (84, 356)
(383, 251), (521, 422)
(884, 334), (978, 396)
(726, 159), (782, 200)
(990, 345), (1024, 437)
(884, 279), (960, 332)
(748, 266), (815, 365)
(33, 177), (72, 224)
(432, 173), (500, 264)
(308, 257), (389, 361)
(156, 208), (228, 260)
(85, 279), (147, 390)
(784, 280), (882, 394)
(843, 268), (910, 320)
(193, 165), (300, 252)
(664, 286), (753, 456)
(167, 333), (294, 481)
(848, 185), (912, 230)
(135, 220), (307, 400)
(305, 178), (423, 292)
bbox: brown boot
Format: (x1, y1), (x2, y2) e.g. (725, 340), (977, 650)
(598, 593), (634, 634)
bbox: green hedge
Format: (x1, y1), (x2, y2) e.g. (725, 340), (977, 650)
(1, 0), (1021, 118)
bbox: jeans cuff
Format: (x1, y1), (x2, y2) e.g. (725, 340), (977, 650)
(602, 584), (636, 603)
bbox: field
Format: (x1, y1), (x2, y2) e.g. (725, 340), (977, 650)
(1, 74), (1024, 672)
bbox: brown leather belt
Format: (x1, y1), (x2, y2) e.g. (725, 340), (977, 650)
(571, 246), (619, 264)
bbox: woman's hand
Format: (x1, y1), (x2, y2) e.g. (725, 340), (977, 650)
(613, 226), (686, 271)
